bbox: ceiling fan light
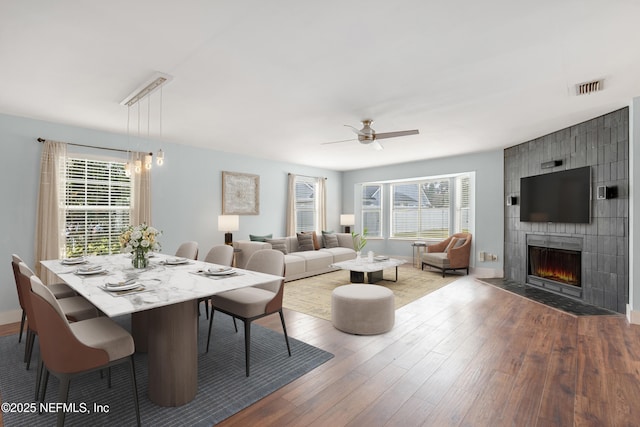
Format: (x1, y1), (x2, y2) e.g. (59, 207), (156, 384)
(371, 140), (383, 151)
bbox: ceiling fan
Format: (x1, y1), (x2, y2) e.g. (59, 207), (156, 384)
(321, 119), (419, 150)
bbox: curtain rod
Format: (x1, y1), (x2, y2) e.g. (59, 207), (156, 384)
(288, 172), (327, 180)
(36, 138), (151, 155)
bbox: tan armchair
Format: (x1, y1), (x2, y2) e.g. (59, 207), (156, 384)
(421, 233), (472, 277)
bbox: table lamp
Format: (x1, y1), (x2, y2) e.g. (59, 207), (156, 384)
(218, 215), (239, 245)
(340, 214), (355, 233)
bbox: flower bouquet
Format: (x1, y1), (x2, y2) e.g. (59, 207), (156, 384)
(119, 223), (161, 268)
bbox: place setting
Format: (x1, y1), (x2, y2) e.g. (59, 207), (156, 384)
(192, 265), (241, 280)
(73, 264), (109, 276)
(100, 277), (148, 296)
(160, 257), (192, 266)
(60, 256), (88, 265)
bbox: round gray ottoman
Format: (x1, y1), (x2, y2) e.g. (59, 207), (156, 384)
(331, 284), (395, 335)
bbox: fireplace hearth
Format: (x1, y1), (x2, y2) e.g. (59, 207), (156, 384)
(526, 234), (583, 299)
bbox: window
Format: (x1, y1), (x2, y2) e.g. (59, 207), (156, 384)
(294, 176), (317, 233)
(382, 173), (472, 239)
(362, 184), (382, 237)
(64, 158), (131, 257)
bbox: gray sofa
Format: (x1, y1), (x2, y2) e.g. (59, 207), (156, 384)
(233, 233), (356, 281)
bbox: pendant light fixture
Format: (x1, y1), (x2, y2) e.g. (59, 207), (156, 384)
(120, 72), (173, 173)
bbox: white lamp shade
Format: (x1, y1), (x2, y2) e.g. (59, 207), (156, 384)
(218, 215), (239, 232)
(340, 214), (355, 226)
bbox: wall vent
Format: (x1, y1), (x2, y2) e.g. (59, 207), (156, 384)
(575, 79), (603, 95)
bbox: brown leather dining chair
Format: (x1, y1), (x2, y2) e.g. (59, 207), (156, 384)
(17, 262), (98, 370)
(206, 249), (291, 376)
(29, 275), (141, 427)
(11, 254), (77, 343)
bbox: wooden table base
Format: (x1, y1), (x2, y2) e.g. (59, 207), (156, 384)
(147, 300), (198, 406)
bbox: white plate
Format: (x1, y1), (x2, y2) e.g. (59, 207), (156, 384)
(164, 258), (189, 265)
(61, 257), (86, 265)
(75, 267), (106, 275)
(204, 268), (235, 276)
(102, 283), (141, 292)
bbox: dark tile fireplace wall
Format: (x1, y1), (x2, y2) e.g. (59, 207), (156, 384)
(504, 107), (629, 313)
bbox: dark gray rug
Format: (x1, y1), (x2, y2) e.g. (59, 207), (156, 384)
(0, 313), (333, 426)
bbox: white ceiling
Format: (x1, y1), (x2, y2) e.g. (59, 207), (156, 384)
(2, 0), (640, 171)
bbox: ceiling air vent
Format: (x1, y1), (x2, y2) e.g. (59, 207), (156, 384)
(575, 79), (603, 95)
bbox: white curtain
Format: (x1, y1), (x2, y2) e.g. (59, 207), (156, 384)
(286, 173), (296, 236)
(34, 140), (67, 283)
(130, 151), (152, 226)
(318, 177), (327, 232)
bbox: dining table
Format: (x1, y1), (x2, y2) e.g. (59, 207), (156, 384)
(40, 252), (283, 407)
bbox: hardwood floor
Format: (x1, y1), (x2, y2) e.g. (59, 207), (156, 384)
(3, 276), (639, 426)
(220, 276), (640, 427)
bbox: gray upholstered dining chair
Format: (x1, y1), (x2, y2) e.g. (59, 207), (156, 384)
(175, 241), (199, 260)
(199, 245), (235, 318)
(206, 249), (291, 376)
(11, 254), (77, 343)
(17, 262), (98, 370)
(29, 275), (141, 427)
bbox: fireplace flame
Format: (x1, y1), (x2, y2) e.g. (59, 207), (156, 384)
(534, 267), (579, 285)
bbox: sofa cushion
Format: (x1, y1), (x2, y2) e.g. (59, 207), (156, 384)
(250, 234), (272, 242)
(290, 250), (333, 271)
(284, 254), (306, 276)
(296, 232), (315, 251)
(322, 233), (339, 248)
(320, 247), (355, 262)
(266, 238), (288, 254)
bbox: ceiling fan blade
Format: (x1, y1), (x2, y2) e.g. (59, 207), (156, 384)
(344, 124), (364, 135)
(374, 129), (419, 140)
(320, 138), (357, 145)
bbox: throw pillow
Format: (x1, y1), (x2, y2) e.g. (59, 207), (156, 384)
(445, 237), (458, 253)
(303, 231), (320, 250)
(323, 233), (339, 248)
(296, 232), (315, 251)
(266, 238), (288, 254)
(453, 238), (466, 249)
(321, 230), (334, 248)
(250, 234), (272, 242)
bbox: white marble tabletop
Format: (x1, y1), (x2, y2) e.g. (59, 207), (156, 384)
(331, 257), (406, 273)
(40, 253), (283, 318)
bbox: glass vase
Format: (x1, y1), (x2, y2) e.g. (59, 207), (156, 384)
(132, 249), (148, 269)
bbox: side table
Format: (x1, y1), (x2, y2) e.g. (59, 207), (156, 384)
(411, 241), (427, 268)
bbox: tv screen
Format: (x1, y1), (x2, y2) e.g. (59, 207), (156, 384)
(520, 166), (591, 223)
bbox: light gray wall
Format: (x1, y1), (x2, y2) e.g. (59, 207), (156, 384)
(341, 150), (504, 274)
(0, 113), (342, 316)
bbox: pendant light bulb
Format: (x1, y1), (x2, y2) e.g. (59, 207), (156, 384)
(124, 162), (131, 177)
(144, 153), (153, 170)
(156, 149), (164, 166)
(134, 159), (142, 174)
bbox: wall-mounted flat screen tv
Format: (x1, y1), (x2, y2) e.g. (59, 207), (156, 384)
(520, 166), (591, 223)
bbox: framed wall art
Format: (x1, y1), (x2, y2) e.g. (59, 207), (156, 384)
(222, 171), (260, 215)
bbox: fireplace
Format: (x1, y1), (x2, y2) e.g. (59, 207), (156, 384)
(526, 234), (583, 299)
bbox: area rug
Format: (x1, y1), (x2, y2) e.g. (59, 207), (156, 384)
(0, 313), (333, 427)
(478, 277), (621, 316)
(283, 266), (459, 320)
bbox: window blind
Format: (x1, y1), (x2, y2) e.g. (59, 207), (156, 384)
(65, 158), (131, 257)
(362, 184), (382, 237)
(294, 176), (317, 233)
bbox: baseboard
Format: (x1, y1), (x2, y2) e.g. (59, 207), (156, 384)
(472, 267), (503, 278)
(627, 304), (640, 325)
(0, 309), (22, 326)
